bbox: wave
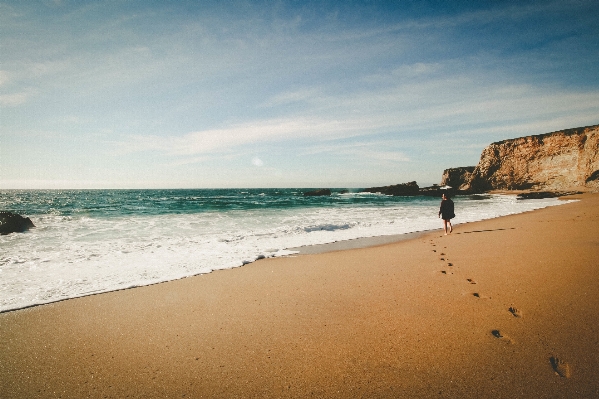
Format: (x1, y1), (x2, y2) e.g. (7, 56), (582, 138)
(303, 223), (353, 232)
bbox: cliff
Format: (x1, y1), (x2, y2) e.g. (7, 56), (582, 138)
(462, 124), (599, 192)
(440, 167), (475, 189)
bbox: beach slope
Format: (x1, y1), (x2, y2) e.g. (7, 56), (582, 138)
(1, 194), (598, 398)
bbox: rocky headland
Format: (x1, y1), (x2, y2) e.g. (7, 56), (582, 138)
(354, 123), (599, 198)
(459, 124), (599, 192)
(440, 167), (476, 189)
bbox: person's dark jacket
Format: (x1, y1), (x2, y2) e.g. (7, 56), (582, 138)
(439, 199), (455, 220)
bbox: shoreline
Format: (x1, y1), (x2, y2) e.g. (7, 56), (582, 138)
(0, 194), (569, 314)
(289, 192), (583, 255)
(0, 230), (436, 315)
(1, 193), (598, 398)
(288, 230), (433, 255)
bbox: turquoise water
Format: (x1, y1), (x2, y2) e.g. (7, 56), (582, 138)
(0, 189), (567, 312)
(1, 188), (441, 216)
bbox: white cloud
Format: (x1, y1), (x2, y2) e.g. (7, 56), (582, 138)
(252, 157), (264, 167)
(118, 117), (379, 157)
(260, 88), (322, 107)
(0, 91), (32, 106)
(169, 156), (210, 167)
(363, 62), (442, 84)
(0, 71), (8, 86)
(302, 140), (411, 164)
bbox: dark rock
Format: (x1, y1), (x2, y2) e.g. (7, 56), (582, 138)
(517, 191), (559, 199)
(517, 191), (583, 200)
(586, 169), (599, 183)
(362, 181), (420, 196)
(440, 167), (476, 189)
(0, 212), (35, 235)
(304, 189), (331, 196)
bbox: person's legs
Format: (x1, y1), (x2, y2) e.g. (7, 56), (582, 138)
(442, 219), (452, 235)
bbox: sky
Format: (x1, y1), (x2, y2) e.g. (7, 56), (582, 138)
(1, 0), (598, 189)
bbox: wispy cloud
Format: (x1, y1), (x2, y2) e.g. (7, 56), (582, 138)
(299, 138), (412, 164)
(117, 117), (376, 156)
(0, 89), (35, 106)
(0, 70), (8, 86)
(260, 88), (322, 108)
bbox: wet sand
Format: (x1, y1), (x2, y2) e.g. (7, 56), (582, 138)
(1, 193), (598, 398)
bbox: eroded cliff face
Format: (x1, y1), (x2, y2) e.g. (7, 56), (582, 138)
(440, 167), (475, 188)
(464, 124), (599, 192)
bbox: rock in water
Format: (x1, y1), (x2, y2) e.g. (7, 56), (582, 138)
(440, 167), (476, 190)
(516, 191), (582, 200)
(362, 181), (420, 196)
(304, 189), (332, 196)
(0, 212), (35, 235)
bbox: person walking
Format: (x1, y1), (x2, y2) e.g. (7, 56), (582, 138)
(438, 193), (455, 235)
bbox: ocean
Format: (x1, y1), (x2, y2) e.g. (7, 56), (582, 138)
(0, 189), (570, 312)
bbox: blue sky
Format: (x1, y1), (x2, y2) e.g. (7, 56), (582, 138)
(1, 0), (598, 189)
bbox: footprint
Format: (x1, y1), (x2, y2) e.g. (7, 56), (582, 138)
(473, 292), (481, 298)
(491, 329), (503, 338)
(441, 270), (447, 274)
(491, 329), (514, 343)
(447, 263), (453, 266)
(440, 258), (445, 261)
(508, 307), (522, 318)
(550, 356), (571, 378)
(466, 278), (476, 284)
(440, 252), (445, 255)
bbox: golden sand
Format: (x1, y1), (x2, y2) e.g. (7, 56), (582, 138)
(1, 193), (598, 398)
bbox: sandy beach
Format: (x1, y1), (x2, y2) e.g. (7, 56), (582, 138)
(1, 193), (598, 398)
